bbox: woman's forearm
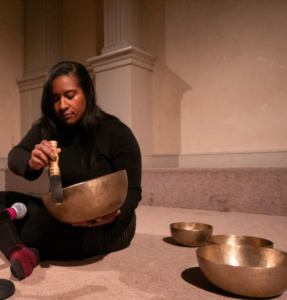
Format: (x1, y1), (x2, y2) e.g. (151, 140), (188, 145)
(8, 146), (43, 181)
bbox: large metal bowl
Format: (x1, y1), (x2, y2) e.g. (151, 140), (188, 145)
(197, 244), (287, 298)
(42, 170), (128, 224)
(206, 234), (273, 248)
(170, 222), (213, 247)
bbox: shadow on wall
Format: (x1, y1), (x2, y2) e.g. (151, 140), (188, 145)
(153, 63), (191, 154)
(144, 0), (191, 155)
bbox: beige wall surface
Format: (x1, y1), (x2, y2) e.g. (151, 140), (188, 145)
(145, 0), (287, 155)
(0, 0), (23, 157)
(2, 0), (286, 166)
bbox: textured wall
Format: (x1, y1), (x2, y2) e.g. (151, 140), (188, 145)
(141, 168), (287, 216)
(0, 0), (23, 157)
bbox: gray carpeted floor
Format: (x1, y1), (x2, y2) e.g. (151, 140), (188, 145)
(1, 205), (287, 299)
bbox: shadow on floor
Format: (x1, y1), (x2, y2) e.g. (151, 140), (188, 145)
(181, 267), (282, 299)
(40, 254), (107, 268)
(162, 237), (183, 246)
(162, 237), (198, 248)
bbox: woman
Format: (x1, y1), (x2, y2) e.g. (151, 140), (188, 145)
(0, 61), (142, 280)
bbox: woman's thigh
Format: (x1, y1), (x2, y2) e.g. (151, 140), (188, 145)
(21, 206), (136, 261)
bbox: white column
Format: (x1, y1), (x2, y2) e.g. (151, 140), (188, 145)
(102, 0), (143, 54)
(24, 0), (63, 77)
(18, 0), (63, 137)
(88, 0), (156, 168)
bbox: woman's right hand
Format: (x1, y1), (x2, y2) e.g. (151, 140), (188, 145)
(27, 140), (62, 171)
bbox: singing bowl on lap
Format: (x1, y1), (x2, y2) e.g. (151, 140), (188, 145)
(197, 244), (287, 298)
(206, 234), (274, 248)
(42, 170), (128, 224)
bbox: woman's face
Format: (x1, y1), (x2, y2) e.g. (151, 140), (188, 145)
(52, 75), (86, 126)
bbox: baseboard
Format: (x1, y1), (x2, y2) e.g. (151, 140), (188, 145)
(0, 158), (7, 191)
(142, 151), (287, 168)
(142, 155), (178, 168)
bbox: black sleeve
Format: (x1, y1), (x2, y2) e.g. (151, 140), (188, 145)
(8, 124), (44, 181)
(109, 122), (142, 224)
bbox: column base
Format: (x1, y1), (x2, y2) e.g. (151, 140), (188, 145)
(87, 47), (156, 157)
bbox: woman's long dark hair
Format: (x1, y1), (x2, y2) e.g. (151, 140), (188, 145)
(38, 61), (117, 168)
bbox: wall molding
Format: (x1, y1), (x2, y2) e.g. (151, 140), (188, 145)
(0, 158), (7, 192)
(17, 72), (47, 92)
(179, 151), (287, 168)
(0, 158), (8, 171)
(142, 151), (287, 168)
(87, 46), (156, 73)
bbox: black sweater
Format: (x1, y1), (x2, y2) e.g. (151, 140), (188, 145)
(8, 119), (142, 224)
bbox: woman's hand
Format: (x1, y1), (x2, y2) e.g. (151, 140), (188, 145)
(72, 209), (121, 227)
(27, 140), (62, 171)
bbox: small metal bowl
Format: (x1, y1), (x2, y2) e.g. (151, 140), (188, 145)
(170, 222), (213, 247)
(197, 244), (287, 298)
(42, 170), (128, 224)
(206, 234), (273, 248)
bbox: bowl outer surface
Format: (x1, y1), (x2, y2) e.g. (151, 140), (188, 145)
(196, 244), (287, 298)
(170, 222), (213, 247)
(206, 234), (274, 248)
(42, 170), (128, 223)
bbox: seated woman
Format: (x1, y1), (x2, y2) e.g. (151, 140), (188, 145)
(0, 61), (142, 280)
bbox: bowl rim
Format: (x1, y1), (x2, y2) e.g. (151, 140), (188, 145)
(42, 169), (126, 196)
(196, 244), (287, 270)
(170, 222), (213, 231)
(206, 234), (273, 245)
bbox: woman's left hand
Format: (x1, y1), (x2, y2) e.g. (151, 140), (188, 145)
(71, 209), (121, 227)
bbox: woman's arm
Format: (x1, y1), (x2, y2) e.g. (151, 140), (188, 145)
(8, 124), (56, 181)
(8, 145), (44, 181)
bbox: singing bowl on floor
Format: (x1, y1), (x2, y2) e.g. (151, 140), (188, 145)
(170, 222), (213, 247)
(42, 170), (128, 224)
(206, 234), (273, 248)
(197, 244), (287, 298)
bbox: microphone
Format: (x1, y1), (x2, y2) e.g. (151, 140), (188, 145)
(0, 203), (27, 225)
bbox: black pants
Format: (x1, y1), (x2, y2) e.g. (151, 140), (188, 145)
(0, 192), (136, 261)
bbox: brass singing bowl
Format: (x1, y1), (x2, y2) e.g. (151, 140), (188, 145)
(197, 244), (287, 298)
(42, 170), (128, 224)
(170, 222), (213, 247)
(206, 234), (273, 248)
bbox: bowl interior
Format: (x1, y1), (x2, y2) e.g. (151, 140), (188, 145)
(197, 244), (287, 268)
(207, 234), (273, 248)
(171, 222), (212, 232)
